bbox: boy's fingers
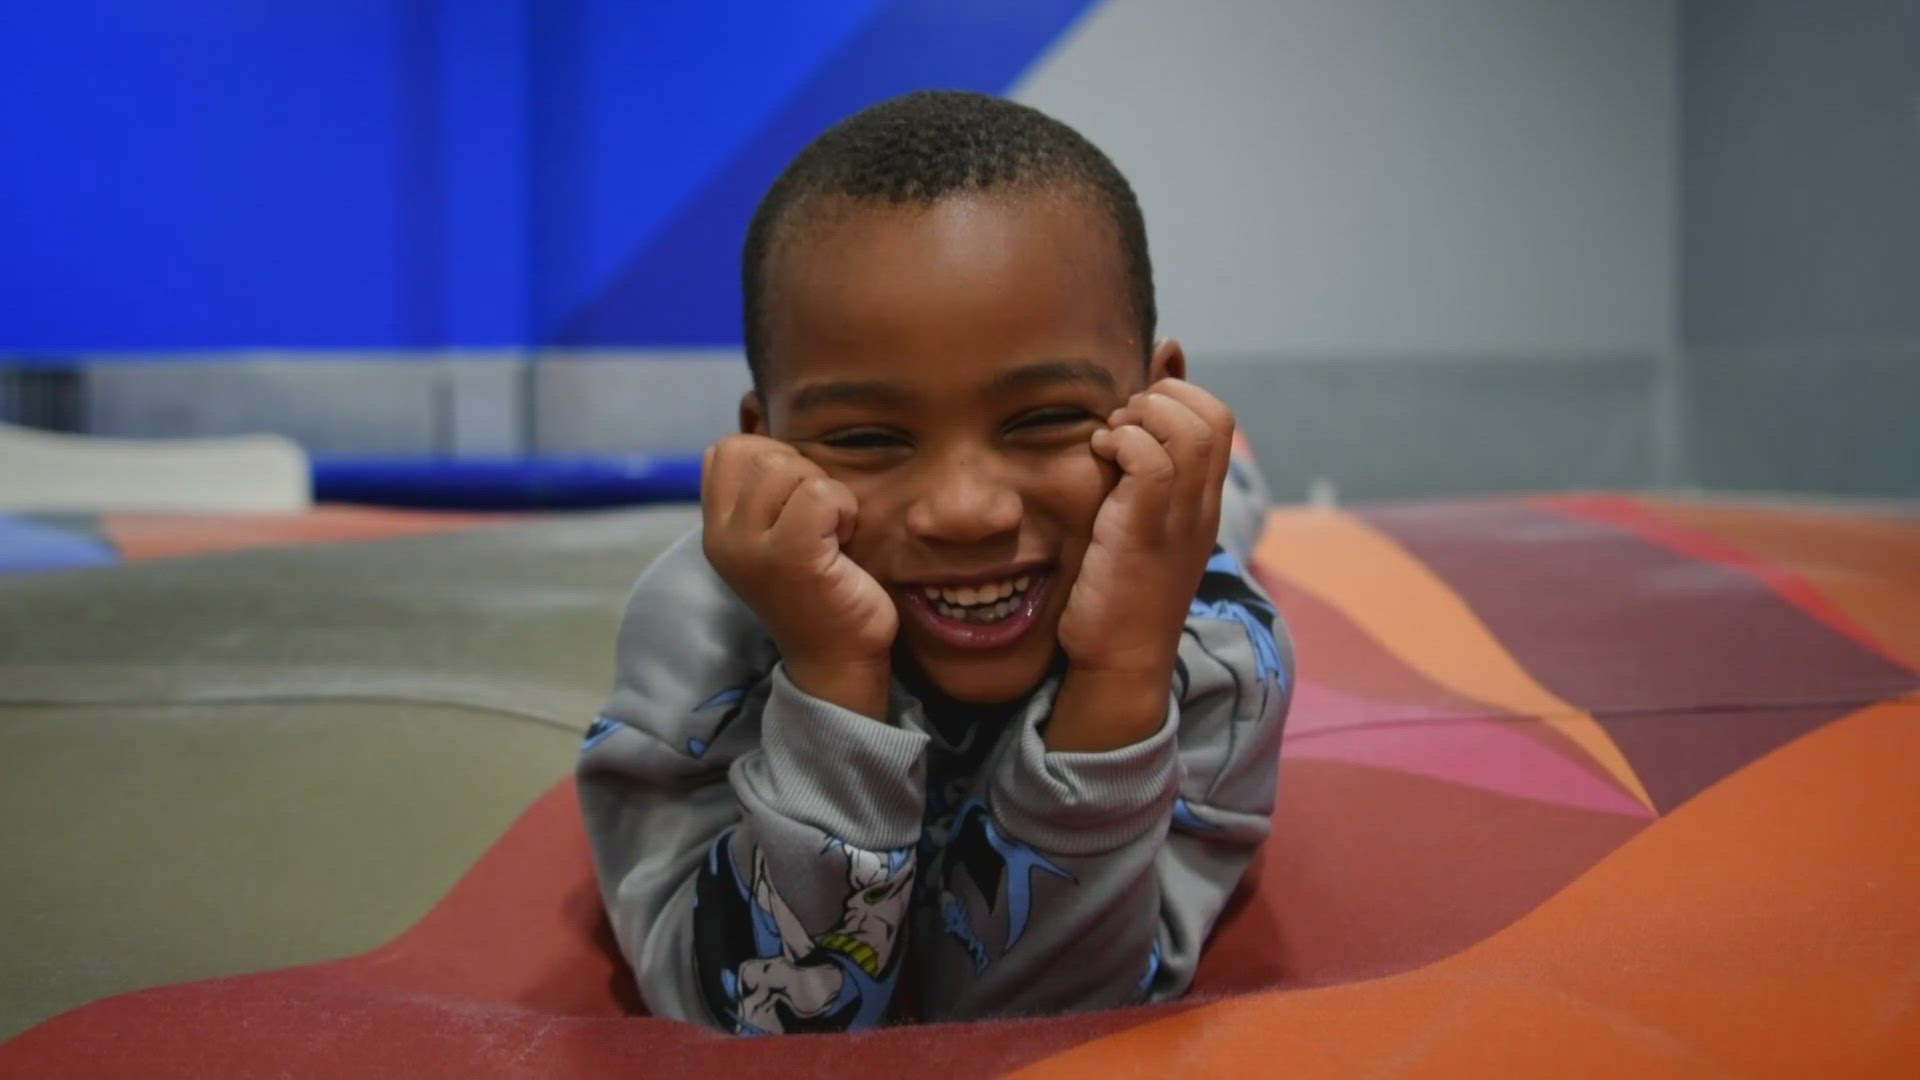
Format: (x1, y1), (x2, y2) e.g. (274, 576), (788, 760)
(768, 476), (854, 561)
(1149, 378), (1234, 438)
(1151, 379), (1237, 492)
(705, 435), (778, 524)
(700, 445), (721, 528)
(821, 476), (860, 541)
(1123, 392), (1216, 503)
(724, 452), (773, 532)
(703, 442), (745, 523)
(735, 451), (814, 534)
(1107, 423), (1175, 524)
(1131, 390), (1214, 449)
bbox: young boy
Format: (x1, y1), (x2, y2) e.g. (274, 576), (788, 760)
(578, 90), (1290, 1034)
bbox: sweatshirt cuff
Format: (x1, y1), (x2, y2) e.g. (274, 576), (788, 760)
(989, 689), (1182, 856)
(742, 663), (930, 851)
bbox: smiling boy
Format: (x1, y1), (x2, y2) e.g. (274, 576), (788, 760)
(578, 91), (1290, 1034)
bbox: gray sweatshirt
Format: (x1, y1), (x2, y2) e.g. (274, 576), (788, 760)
(578, 461), (1290, 1034)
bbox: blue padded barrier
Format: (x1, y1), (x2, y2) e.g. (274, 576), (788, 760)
(312, 456), (702, 511)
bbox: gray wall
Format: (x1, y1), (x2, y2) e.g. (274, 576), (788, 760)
(84, 355), (526, 457)
(1005, 0), (1682, 499)
(1190, 351), (1666, 501)
(1014, 0), (1678, 354)
(1681, 0), (1920, 496)
(70, 349), (1671, 503)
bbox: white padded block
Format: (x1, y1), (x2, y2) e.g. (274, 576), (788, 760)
(0, 422), (312, 513)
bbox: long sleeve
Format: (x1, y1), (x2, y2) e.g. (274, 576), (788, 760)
(907, 681), (1179, 1021)
(576, 533), (930, 1034)
(909, 578), (1289, 1021)
(908, 462), (1291, 1022)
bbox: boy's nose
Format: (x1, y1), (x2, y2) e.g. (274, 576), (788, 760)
(904, 453), (1021, 545)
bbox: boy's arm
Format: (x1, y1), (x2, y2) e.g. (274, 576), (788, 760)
(577, 533), (929, 1034)
(920, 547), (1290, 1021)
(916, 418), (1286, 1020)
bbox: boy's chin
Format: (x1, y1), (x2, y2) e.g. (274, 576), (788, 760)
(902, 641), (1062, 707)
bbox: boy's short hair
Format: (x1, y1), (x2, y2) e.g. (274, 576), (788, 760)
(741, 90), (1155, 390)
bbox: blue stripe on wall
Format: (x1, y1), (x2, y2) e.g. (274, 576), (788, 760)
(0, 0), (1093, 353)
(1, 2), (419, 351)
(552, 0), (1098, 347)
(399, 0), (445, 349)
(436, 0), (531, 346)
(525, 0), (889, 345)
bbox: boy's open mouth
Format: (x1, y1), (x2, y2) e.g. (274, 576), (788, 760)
(897, 569), (1052, 651)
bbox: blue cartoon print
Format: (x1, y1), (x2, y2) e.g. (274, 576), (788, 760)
(1136, 937), (1164, 1000)
(694, 831), (915, 1034)
(1189, 548), (1288, 693)
(685, 685), (749, 757)
(1171, 796), (1221, 833)
(585, 679), (764, 759)
(581, 714), (623, 751)
(924, 798), (1074, 975)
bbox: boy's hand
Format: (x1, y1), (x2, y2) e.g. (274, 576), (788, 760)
(1051, 379), (1233, 750)
(702, 435), (896, 718)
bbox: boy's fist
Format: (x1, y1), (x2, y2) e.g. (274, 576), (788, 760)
(1057, 378), (1234, 680)
(701, 435), (898, 677)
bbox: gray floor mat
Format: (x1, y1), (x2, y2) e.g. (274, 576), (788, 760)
(0, 505), (700, 1039)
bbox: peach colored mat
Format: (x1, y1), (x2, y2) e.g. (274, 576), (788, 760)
(101, 505), (515, 560)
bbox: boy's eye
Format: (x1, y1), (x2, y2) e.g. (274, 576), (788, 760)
(821, 428), (908, 452)
(1006, 407), (1098, 435)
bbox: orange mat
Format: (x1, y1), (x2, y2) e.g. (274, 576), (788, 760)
(99, 505), (516, 561)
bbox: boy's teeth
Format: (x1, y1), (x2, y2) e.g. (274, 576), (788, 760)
(918, 573), (1041, 621)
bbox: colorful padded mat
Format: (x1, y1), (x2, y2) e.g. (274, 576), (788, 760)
(0, 505), (513, 573)
(1, 494), (1916, 1076)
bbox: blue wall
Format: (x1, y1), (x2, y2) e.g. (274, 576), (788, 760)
(1, 0), (1093, 352)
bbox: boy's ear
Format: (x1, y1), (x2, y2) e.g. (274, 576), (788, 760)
(739, 390), (768, 435)
(1148, 338), (1187, 383)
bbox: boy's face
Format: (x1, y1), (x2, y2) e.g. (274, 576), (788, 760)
(747, 191), (1180, 704)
